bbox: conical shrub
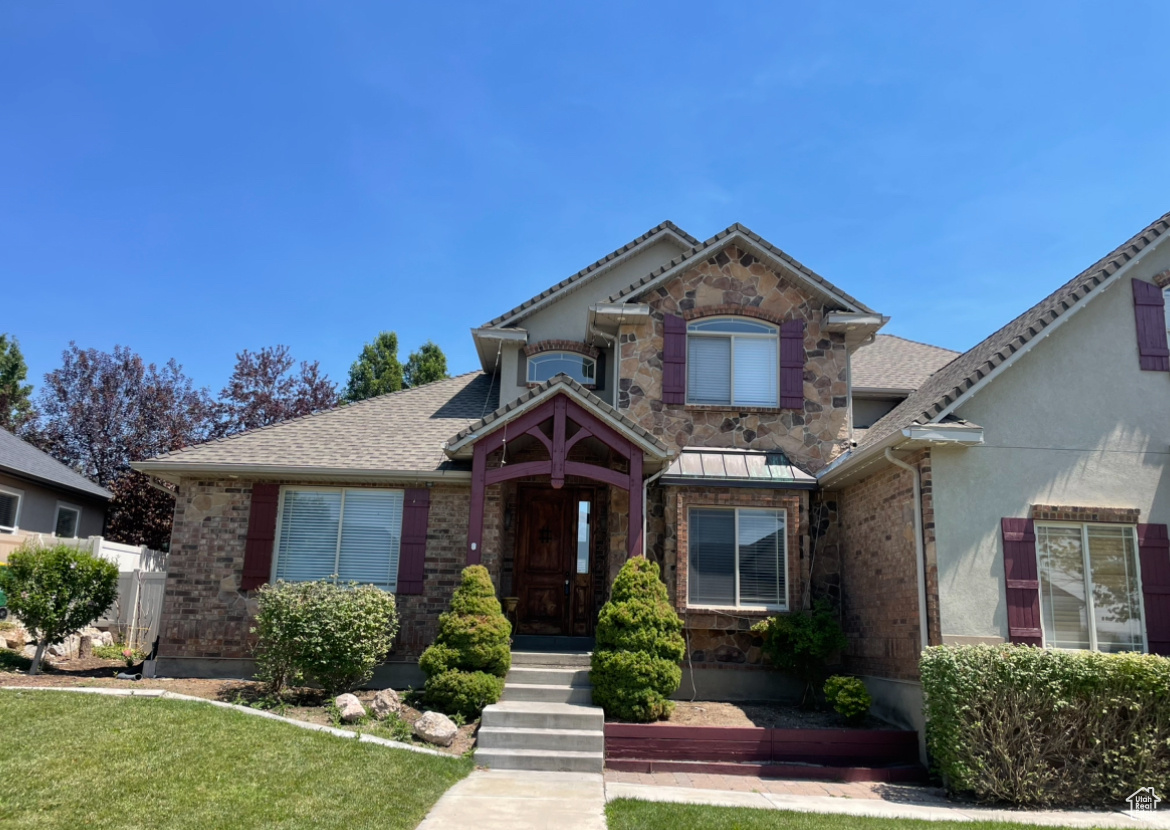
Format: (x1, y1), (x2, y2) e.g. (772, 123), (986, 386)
(419, 565), (512, 720)
(591, 557), (685, 722)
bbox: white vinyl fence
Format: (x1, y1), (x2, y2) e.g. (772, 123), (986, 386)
(0, 531), (168, 651)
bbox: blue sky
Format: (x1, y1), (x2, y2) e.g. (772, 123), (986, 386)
(3, 2), (1168, 396)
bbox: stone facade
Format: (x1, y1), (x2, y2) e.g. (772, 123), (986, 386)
(616, 243), (851, 472)
(833, 449), (940, 681)
(159, 479), (473, 664)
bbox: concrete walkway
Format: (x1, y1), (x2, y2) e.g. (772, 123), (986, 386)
(417, 770), (605, 830)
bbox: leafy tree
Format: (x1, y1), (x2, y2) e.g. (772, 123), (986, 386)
(33, 344), (215, 548)
(218, 345), (338, 434)
(0, 333), (34, 433)
(404, 341), (449, 388)
(0, 543), (119, 675)
(752, 599), (846, 707)
(344, 332), (404, 402)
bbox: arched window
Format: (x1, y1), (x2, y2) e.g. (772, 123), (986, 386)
(687, 318), (778, 406)
(527, 351), (597, 385)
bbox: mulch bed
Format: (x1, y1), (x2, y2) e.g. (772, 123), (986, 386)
(663, 700), (894, 730)
(0, 656), (477, 756)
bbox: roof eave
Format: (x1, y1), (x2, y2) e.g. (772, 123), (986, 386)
(817, 423), (983, 489)
(130, 460), (471, 484)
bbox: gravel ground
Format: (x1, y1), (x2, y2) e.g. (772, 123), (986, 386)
(665, 700), (894, 730)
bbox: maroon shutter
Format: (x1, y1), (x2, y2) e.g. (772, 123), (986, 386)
(662, 313), (686, 404)
(397, 487), (430, 594)
(1001, 518), (1042, 645)
(1133, 279), (1170, 372)
(1138, 524), (1170, 655)
(780, 320), (805, 409)
(240, 483), (280, 590)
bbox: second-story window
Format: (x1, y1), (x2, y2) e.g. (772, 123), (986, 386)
(687, 318), (778, 406)
(527, 351), (596, 385)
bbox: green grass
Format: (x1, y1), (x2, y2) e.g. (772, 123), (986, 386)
(606, 799), (1084, 830)
(0, 690), (472, 830)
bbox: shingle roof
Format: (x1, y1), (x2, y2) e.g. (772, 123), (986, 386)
(482, 221), (700, 328)
(138, 372), (499, 476)
(855, 210), (1170, 454)
(606, 222), (877, 314)
(0, 429), (111, 500)
(660, 448), (816, 489)
(851, 335), (959, 393)
(447, 375), (669, 456)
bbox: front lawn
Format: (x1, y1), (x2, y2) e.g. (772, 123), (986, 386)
(0, 690), (472, 830)
(606, 799), (1084, 830)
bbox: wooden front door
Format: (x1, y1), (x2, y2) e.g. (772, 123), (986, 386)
(516, 487), (596, 636)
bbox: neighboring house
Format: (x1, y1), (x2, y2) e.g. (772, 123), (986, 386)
(0, 428), (111, 538)
(133, 213), (1170, 729)
(817, 212), (1170, 728)
(849, 335), (958, 434)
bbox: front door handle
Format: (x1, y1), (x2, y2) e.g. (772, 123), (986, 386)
(564, 578), (570, 596)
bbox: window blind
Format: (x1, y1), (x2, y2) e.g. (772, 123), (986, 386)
(1086, 525), (1143, 653)
(276, 491), (342, 583)
(687, 338), (731, 404)
(738, 510), (784, 605)
(689, 509), (735, 605)
(1037, 525), (1091, 650)
(338, 490), (404, 589)
(733, 338), (779, 407)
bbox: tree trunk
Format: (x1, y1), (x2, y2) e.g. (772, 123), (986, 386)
(29, 639), (48, 676)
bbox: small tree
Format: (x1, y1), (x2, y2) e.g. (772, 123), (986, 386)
(419, 565), (511, 720)
(252, 580), (399, 697)
(591, 558), (685, 722)
(404, 341), (449, 388)
(344, 332), (404, 402)
(0, 333), (34, 433)
(752, 599), (846, 707)
(0, 544), (118, 675)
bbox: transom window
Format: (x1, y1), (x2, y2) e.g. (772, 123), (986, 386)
(688, 507), (787, 609)
(0, 486), (21, 533)
(687, 318), (778, 407)
(1036, 523), (1145, 653)
(54, 503), (81, 538)
(274, 487), (404, 590)
(527, 351), (596, 385)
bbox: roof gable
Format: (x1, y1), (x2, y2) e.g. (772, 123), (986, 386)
(853, 210), (1170, 455)
(607, 223), (877, 314)
(482, 221), (699, 329)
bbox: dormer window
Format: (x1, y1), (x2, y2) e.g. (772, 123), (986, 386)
(527, 351), (597, 385)
(687, 318), (778, 407)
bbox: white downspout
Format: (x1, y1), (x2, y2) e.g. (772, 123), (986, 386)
(884, 448), (929, 651)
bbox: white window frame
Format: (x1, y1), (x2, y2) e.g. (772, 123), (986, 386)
(526, 351), (597, 385)
(270, 485), (405, 591)
(0, 484), (23, 533)
(687, 506), (788, 612)
(685, 317), (780, 407)
(53, 502), (82, 538)
(1035, 521), (1148, 654)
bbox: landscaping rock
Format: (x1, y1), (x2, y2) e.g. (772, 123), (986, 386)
(96, 631), (114, 647)
(370, 688), (402, 720)
(79, 635), (94, 659)
(413, 711), (458, 746)
(4, 629), (27, 650)
(333, 693), (366, 723)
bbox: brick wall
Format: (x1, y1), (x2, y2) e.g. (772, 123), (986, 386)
(835, 450), (939, 680)
(159, 479), (475, 663)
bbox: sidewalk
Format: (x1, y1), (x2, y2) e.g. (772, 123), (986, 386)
(418, 770), (605, 830)
(604, 770), (1170, 828)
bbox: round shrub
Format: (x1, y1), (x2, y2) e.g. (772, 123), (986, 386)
(751, 599), (846, 705)
(0, 543), (118, 675)
(823, 675), (871, 724)
(423, 670), (505, 722)
(591, 557), (684, 722)
(252, 580), (399, 697)
(419, 565), (511, 719)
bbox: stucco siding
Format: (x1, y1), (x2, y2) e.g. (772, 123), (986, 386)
(933, 256), (1170, 641)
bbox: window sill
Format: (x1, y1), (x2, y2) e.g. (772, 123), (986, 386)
(684, 605), (786, 616)
(683, 404), (788, 415)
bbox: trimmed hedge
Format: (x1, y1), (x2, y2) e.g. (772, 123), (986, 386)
(591, 558), (685, 722)
(921, 644), (1170, 807)
(419, 565), (511, 720)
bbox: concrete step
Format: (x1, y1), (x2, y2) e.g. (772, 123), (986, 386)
(506, 666), (591, 686)
(481, 701), (605, 731)
(475, 747), (604, 773)
(477, 726), (605, 753)
(511, 635), (594, 652)
(510, 651), (592, 668)
(500, 683), (594, 705)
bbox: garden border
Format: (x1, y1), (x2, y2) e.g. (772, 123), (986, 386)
(0, 686), (451, 757)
